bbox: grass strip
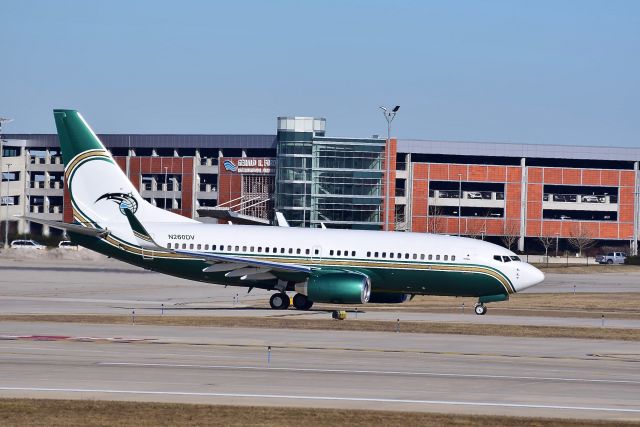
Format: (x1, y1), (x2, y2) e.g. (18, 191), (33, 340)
(1, 314), (638, 341)
(0, 398), (635, 427)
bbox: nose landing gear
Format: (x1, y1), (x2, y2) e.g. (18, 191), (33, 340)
(474, 303), (487, 315)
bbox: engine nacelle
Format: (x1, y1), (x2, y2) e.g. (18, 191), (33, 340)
(296, 272), (371, 304)
(368, 292), (410, 304)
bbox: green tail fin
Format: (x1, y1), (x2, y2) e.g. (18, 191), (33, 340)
(53, 109), (105, 165)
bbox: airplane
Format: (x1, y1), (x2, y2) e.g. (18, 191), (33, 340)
(24, 110), (545, 315)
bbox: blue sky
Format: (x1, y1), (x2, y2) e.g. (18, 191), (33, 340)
(2, 0), (639, 146)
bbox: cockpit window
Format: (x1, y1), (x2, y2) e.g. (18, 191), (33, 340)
(502, 256), (511, 262)
(510, 256), (521, 261)
(493, 255), (502, 261)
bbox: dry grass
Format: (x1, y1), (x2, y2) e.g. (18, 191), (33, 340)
(385, 293), (640, 319)
(0, 399), (635, 427)
(1, 314), (638, 341)
(536, 264), (640, 273)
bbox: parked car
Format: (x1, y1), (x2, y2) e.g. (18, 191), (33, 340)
(581, 195), (600, 203)
(466, 192), (482, 199)
(10, 239), (45, 250)
(58, 240), (79, 250)
(595, 252), (626, 265)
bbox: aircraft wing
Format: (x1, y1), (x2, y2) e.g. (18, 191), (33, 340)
(122, 208), (312, 280)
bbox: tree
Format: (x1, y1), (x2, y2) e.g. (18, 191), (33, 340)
(567, 225), (596, 256)
(538, 234), (554, 257)
(501, 221), (519, 251)
(427, 204), (445, 234)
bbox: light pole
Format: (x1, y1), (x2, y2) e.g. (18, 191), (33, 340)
(4, 163), (12, 249)
(555, 232), (560, 257)
(163, 166), (168, 210)
(458, 173), (462, 236)
(380, 105), (400, 232)
(0, 118), (14, 249)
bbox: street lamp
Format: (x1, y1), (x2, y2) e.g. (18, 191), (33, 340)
(458, 173), (462, 237)
(163, 167), (168, 210)
(4, 163), (12, 249)
(0, 118), (14, 249)
(380, 105), (400, 232)
(555, 232), (560, 257)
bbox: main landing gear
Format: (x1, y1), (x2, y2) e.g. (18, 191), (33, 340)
(474, 303), (487, 315)
(269, 292), (314, 310)
(292, 293), (313, 311)
(269, 292), (290, 310)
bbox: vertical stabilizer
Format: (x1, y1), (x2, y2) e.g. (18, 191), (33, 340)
(53, 109), (195, 230)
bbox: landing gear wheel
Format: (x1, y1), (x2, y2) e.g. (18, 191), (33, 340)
(474, 303), (487, 315)
(293, 293), (314, 311)
(270, 292), (290, 310)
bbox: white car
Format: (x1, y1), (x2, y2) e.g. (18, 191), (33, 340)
(10, 239), (45, 250)
(58, 240), (79, 250)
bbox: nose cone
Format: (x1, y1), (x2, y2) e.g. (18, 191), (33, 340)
(515, 264), (545, 292)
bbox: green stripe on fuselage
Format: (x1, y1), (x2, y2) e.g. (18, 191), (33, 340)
(69, 233), (512, 298)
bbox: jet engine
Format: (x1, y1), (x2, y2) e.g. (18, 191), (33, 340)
(295, 272), (371, 304)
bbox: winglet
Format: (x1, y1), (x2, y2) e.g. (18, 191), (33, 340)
(122, 208), (161, 249)
(275, 211), (290, 227)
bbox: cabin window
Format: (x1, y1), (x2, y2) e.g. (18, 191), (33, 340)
(258, 247), (262, 253)
(389, 252), (394, 259)
(382, 252), (387, 258)
(503, 256), (512, 262)
(296, 248), (301, 254)
(427, 254), (432, 260)
(227, 245), (232, 251)
(374, 252), (379, 258)
(305, 249), (310, 255)
(281, 248), (285, 254)
(436, 255), (440, 260)
(413, 254), (417, 260)
(181, 243), (186, 249)
(189, 244), (194, 249)
(337, 250), (341, 256)
(444, 255), (448, 261)
(235, 246), (239, 251)
(166, 243), (171, 249)
(196, 244), (201, 250)
(510, 256), (520, 261)
(205, 244), (209, 250)
(314, 249), (319, 255)
(397, 253), (401, 259)
(242, 246), (246, 252)
(420, 254), (425, 260)
(451, 255), (456, 261)
(352, 251), (356, 257)
(265, 247), (270, 253)
(219, 245), (224, 251)
(367, 251), (371, 257)
(250, 246), (254, 252)
(212, 245), (217, 250)
(405, 253), (409, 259)
(288, 248), (293, 254)
(330, 250), (334, 256)
(493, 255), (502, 261)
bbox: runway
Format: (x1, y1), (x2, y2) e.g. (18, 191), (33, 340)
(1, 254), (640, 421)
(1, 321), (639, 420)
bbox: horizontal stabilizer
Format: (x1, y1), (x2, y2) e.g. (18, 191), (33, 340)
(17, 216), (108, 238)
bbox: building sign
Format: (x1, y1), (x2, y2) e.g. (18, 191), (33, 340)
(222, 157), (276, 174)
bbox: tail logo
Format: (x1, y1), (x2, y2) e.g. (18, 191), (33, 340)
(95, 192), (139, 215)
